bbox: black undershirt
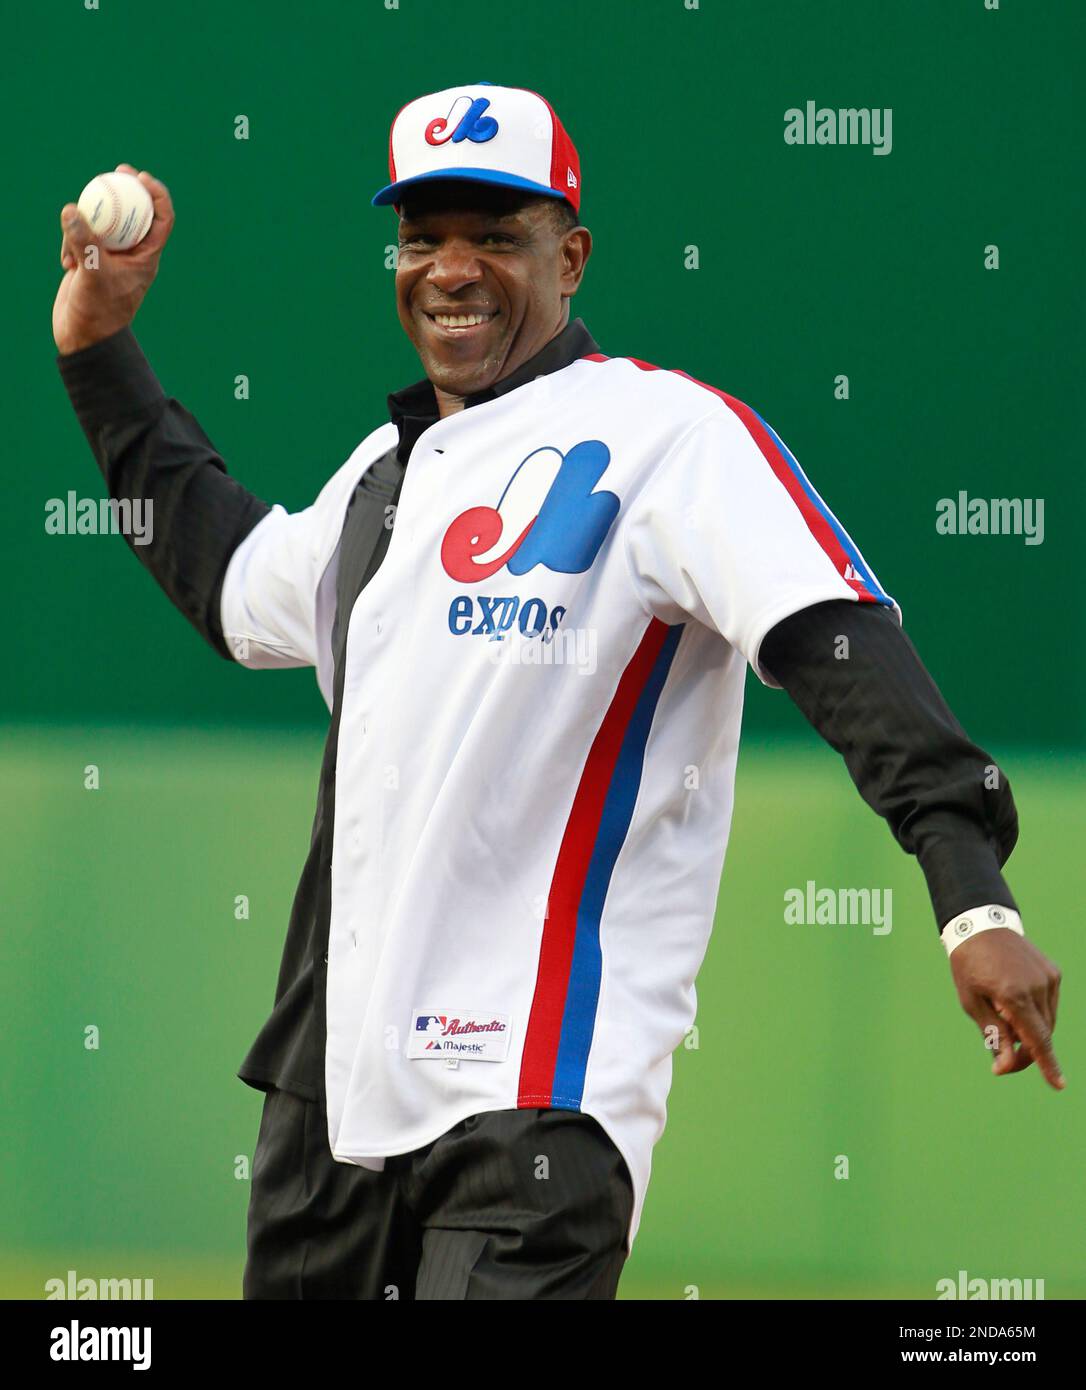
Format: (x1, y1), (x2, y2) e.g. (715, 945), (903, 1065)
(56, 322), (1017, 1106)
(759, 600), (1017, 925)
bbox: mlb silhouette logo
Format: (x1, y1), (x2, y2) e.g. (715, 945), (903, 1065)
(415, 1014), (447, 1035)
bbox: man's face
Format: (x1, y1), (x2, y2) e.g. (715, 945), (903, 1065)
(394, 181), (590, 400)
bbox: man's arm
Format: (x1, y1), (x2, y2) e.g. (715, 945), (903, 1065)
(760, 599), (1064, 1090)
(57, 326), (272, 659)
(760, 599), (1017, 928)
(54, 159), (286, 658)
(618, 399), (1063, 1090)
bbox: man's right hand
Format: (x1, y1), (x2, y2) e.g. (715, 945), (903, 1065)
(53, 165), (175, 356)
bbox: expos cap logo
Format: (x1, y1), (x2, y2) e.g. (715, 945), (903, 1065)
(441, 439), (620, 583)
(425, 95), (499, 146)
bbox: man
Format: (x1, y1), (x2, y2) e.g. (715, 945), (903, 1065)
(54, 82), (1062, 1302)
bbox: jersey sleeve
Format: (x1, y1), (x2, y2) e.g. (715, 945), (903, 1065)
(623, 396), (901, 688)
(218, 500), (328, 669)
(219, 428), (398, 671)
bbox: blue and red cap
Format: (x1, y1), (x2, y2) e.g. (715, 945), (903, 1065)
(371, 82), (581, 217)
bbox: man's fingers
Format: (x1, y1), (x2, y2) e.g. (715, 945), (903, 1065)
(1039, 962), (1062, 1035)
(133, 171), (174, 250)
(136, 169), (169, 200)
(967, 999), (1023, 1076)
(996, 996), (1065, 1090)
(98, 167), (173, 256)
(1048, 971), (1061, 1034)
(60, 204), (98, 268)
(952, 935), (1065, 1089)
(993, 1017), (1033, 1075)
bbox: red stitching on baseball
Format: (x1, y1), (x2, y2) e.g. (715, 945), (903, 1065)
(100, 175), (123, 237)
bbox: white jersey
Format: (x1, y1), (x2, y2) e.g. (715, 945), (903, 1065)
(220, 348), (899, 1246)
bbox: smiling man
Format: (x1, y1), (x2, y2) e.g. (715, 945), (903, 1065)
(395, 180), (589, 414)
(54, 81), (1062, 1302)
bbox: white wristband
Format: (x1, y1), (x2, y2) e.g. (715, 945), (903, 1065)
(941, 904), (1024, 958)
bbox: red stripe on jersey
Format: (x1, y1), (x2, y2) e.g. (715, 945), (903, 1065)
(621, 357), (876, 601)
(517, 618), (672, 1105)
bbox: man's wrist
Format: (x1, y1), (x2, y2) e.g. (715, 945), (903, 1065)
(56, 324), (167, 430)
(941, 904), (1024, 958)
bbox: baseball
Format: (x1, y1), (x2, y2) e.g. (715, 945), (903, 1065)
(77, 171), (154, 250)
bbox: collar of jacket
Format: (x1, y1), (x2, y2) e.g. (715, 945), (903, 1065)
(387, 316), (601, 467)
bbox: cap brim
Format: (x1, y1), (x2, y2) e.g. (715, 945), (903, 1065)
(372, 167), (567, 208)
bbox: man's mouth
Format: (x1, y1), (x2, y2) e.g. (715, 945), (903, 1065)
(422, 309), (500, 339)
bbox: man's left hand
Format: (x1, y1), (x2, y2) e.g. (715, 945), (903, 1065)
(950, 929), (1064, 1089)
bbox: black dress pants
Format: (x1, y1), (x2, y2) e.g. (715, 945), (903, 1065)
(242, 1088), (634, 1300)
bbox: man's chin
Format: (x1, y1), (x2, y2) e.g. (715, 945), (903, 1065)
(422, 355), (503, 400)
(411, 318), (510, 394)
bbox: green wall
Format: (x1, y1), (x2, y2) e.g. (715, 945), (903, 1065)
(6, 0), (1082, 742)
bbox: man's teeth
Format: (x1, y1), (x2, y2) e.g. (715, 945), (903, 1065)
(433, 313), (494, 327)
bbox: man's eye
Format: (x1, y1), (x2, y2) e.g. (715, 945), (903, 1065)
(398, 233), (514, 249)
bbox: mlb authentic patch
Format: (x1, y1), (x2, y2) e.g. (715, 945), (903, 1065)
(408, 1010), (512, 1061)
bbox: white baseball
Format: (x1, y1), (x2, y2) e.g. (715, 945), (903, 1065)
(77, 171), (154, 250)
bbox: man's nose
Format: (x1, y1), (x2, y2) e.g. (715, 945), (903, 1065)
(426, 240), (485, 290)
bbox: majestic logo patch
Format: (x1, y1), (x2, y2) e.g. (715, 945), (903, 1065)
(441, 439), (619, 583)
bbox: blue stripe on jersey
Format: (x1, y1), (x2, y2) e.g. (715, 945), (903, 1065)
(755, 410), (894, 608)
(550, 623), (685, 1109)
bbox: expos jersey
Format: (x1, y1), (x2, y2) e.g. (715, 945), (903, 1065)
(219, 346), (900, 1246)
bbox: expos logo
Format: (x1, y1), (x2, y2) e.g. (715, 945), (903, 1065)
(442, 440), (620, 641)
(426, 95), (499, 146)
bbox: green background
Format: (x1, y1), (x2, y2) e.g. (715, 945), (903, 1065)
(2, 0), (1082, 1298)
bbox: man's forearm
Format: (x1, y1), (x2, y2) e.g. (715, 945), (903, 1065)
(56, 325), (272, 659)
(759, 599), (1019, 930)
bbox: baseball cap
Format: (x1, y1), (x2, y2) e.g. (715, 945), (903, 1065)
(371, 81), (581, 217)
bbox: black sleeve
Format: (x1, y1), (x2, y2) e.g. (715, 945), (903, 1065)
(56, 326), (273, 660)
(758, 599), (1019, 932)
